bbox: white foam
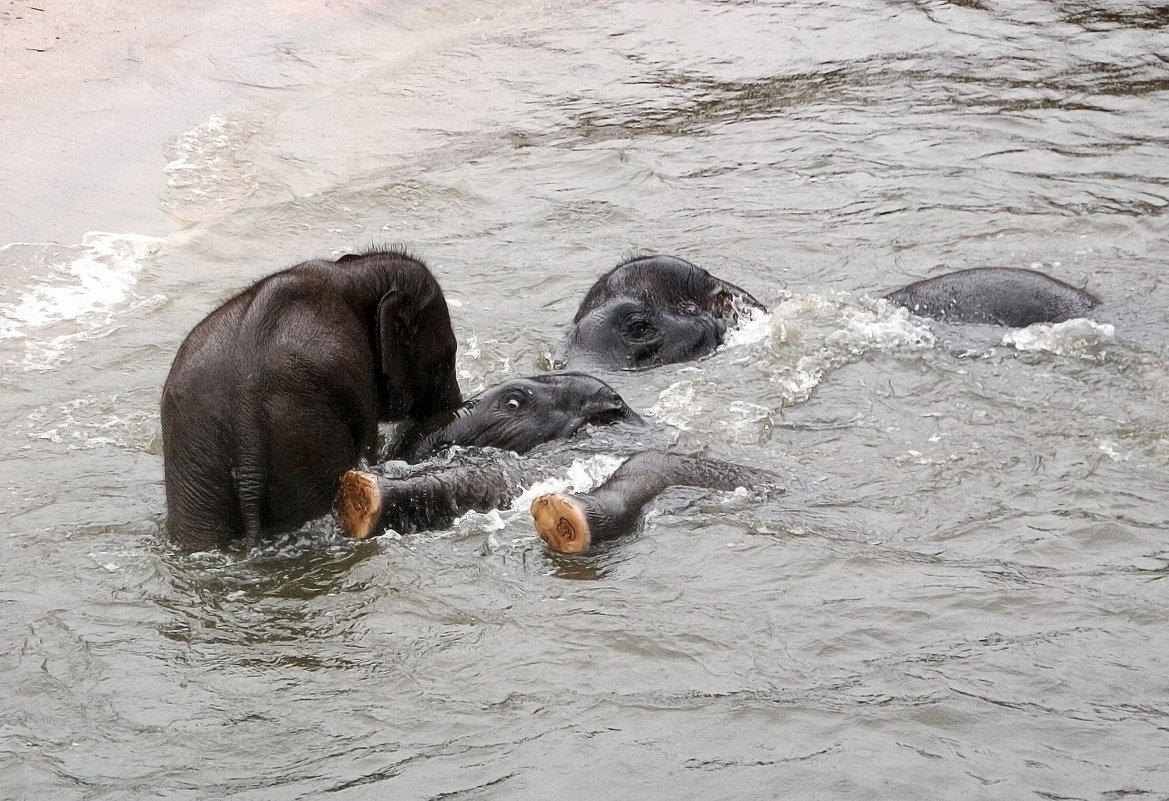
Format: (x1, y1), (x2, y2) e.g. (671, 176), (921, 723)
(643, 294), (936, 428)
(1098, 440), (1129, 462)
(647, 380), (699, 430)
(161, 114), (271, 219)
(514, 454), (626, 504)
(163, 114), (258, 192)
(1002, 318), (1114, 360)
(769, 297), (934, 405)
(450, 454), (625, 542)
(0, 232), (164, 370)
(724, 305), (773, 348)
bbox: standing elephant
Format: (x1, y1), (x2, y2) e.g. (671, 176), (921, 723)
(161, 248), (461, 552)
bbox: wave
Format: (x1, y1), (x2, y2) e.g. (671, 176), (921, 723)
(0, 232), (164, 372)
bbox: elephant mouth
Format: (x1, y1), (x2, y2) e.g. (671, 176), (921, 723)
(587, 404), (645, 428)
(389, 400), (475, 463)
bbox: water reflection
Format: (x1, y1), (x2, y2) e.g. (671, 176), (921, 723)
(155, 531), (383, 650)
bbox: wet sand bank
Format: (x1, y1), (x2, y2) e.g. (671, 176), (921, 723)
(0, 0), (388, 243)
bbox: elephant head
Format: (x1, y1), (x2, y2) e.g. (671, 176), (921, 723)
(393, 371), (644, 463)
(566, 255), (766, 370)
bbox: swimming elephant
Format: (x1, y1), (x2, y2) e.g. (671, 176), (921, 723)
(335, 371), (649, 540)
(161, 248), (461, 552)
(567, 256), (1101, 370)
(333, 448), (781, 549)
(883, 267), (1099, 326)
(566, 254), (766, 370)
(391, 371), (645, 463)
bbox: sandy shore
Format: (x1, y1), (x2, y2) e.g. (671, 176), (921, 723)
(0, 0), (169, 107)
(0, 0), (226, 242)
(0, 0), (380, 243)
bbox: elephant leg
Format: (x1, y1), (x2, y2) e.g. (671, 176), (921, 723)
(334, 457), (522, 539)
(530, 451), (781, 554)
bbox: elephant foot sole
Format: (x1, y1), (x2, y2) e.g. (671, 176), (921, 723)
(335, 470), (382, 540)
(530, 493), (592, 554)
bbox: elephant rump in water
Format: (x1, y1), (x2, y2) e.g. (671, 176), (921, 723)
(161, 248), (462, 553)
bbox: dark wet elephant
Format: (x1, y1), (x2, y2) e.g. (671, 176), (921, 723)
(336, 371), (648, 540)
(391, 371), (645, 463)
(161, 248), (461, 552)
(881, 267), (1099, 326)
(566, 255), (1102, 370)
(334, 448), (780, 550)
(331, 371), (778, 549)
(566, 254), (766, 370)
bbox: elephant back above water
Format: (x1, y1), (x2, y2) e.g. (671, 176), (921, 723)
(567, 255), (1103, 371)
(883, 267), (1099, 327)
(161, 248), (462, 552)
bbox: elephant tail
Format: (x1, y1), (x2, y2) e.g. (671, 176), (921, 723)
(232, 397), (270, 550)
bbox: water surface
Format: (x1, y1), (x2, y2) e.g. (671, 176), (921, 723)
(2, 0), (1168, 798)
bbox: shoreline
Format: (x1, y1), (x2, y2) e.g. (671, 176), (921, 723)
(0, 0), (391, 244)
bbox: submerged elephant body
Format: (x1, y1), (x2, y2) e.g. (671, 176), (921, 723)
(883, 267), (1099, 326)
(161, 248), (461, 552)
(334, 370), (778, 550)
(567, 256), (1100, 373)
(334, 447), (781, 550)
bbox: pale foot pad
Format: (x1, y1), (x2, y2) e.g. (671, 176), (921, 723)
(335, 470), (382, 540)
(530, 493), (591, 554)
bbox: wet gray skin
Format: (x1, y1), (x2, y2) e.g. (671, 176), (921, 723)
(570, 258), (1101, 374)
(883, 267), (1101, 326)
(392, 371), (645, 463)
(566, 254), (766, 370)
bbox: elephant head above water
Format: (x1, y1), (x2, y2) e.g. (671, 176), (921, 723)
(161, 247), (462, 553)
(392, 371), (645, 463)
(565, 254), (767, 371)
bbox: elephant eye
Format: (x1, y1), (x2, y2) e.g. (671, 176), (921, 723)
(503, 392), (525, 411)
(624, 317), (656, 341)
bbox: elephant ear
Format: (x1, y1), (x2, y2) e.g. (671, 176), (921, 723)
(376, 281), (460, 421)
(377, 289), (416, 420)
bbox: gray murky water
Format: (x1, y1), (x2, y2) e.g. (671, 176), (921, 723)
(3, 0), (1169, 798)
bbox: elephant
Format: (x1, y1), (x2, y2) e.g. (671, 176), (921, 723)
(530, 451), (779, 553)
(332, 369), (776, 548)
(333, 448), (781, 551)
(566, 255), (1101, 370)
(881, 267), (1100, 326)
(336, 370), (651, 540)
(390, 371), (645, 463)
(565, 254), (766, 370)
(161, 247), (461, 553)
